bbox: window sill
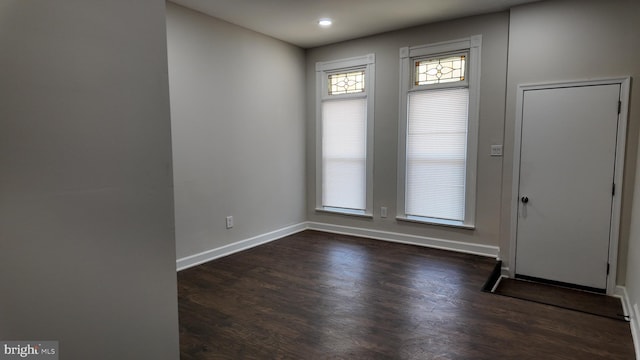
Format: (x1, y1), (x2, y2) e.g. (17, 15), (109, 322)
(315, 207), (374, 219)
(396, 215), (475, 230)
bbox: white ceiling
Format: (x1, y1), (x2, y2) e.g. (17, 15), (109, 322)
(169, 0), (543, 48)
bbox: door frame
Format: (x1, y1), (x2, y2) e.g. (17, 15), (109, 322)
(509, 77), (631, 295)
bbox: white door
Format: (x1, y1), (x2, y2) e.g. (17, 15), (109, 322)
(515, 84), (621, 291)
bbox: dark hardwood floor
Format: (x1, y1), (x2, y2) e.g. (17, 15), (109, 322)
(178, 230), (635, 359)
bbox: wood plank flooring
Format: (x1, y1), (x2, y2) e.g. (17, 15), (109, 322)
(178, 230), (635, 359)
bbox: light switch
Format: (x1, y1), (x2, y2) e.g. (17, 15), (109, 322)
(490, 144), (503, 157)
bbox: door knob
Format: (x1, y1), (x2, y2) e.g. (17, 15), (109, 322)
(521, 196), (529, 204)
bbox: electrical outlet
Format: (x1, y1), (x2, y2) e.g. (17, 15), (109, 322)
(490, 144), (503, 156)
(381, 206), (388, 218)
(226, 216), (233, 229)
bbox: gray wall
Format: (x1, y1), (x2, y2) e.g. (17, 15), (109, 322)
(166, 3), (307, 260)
(305, 12), (510, 249)
(0, 0), (179, 359)
(502, 0), (640, 289)
(628, 139), (640, 340)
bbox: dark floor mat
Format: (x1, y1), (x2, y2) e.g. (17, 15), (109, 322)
(492, 277), (628, 321)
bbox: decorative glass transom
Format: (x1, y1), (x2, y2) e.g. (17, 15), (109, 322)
(328, 70), (365, 95)
(415, 54), (466, 86)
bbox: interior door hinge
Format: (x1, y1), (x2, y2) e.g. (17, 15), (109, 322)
(618, 101), (622, 114)
(607, 263), (610, 275)
(612, 183), (615, 196)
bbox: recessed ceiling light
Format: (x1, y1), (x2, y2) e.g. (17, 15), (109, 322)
(318, 18), (332, 27)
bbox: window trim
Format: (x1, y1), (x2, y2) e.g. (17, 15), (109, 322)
(315, 54), (375, 217)
(397, 36), (481, 228)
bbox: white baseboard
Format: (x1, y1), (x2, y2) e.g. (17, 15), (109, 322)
(501, 267), (511, 277)
(306, 221), (499, 258)
(615, 286), (639, 359)
(615, 286), (631, 317)
(176, 223), (307, 271)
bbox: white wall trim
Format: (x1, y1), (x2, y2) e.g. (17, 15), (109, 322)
(615, 286), (631, 317)
(501, 266), (511, 277)
(614, 286), (640, 359)
(176, 223), (307, 271)
(306, 221), (499, 258)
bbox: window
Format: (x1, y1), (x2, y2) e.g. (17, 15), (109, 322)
(328, 70), (365, 95)
(415, 54), (466, 85)
(397, 36), (481, 228)
(316, 54), (375, 216)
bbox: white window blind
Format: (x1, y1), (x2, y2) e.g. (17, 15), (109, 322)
(406, 87), (469, 221)
(322, 98), (367, 210)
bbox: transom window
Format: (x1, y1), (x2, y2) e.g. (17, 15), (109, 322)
(415, 54), (466, 86)
(328, 70), (365, 95)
